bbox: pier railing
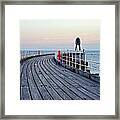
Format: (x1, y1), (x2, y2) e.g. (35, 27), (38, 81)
(20, 50), (41, 59)
(55, 50), (100, 82)
(58, 51), (90, 72)
(20, 50), (99, 74)
(56, 51), (100, 74)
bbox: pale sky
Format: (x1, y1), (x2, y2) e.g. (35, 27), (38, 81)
(20, 19), (100, 50)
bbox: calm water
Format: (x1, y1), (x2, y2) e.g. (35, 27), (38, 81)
(20, 50), (100, 74)
(86, 51), (100, 74)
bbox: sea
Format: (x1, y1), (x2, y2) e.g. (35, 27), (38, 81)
(85, 50), (100, 74)
(20, 49), (100, 74)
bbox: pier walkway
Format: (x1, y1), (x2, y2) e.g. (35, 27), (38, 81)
(20, 55), (100, 100)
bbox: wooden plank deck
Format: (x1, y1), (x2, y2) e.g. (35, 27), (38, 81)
(20, 55), (100, 100)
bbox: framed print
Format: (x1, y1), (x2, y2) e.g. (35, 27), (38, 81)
(0, 0), (119, 119)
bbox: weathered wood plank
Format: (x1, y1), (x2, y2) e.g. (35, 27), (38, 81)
(20, 55), (100, 100)
(40, 60), (82, 100)
(27, 61), (43, 100)
(50, 58), (100, 93)
(35, 63), (63, 100)
(42, 60), (92, 100)
(21, 87), (31, 100)
(48, 59), (99, 99)
(31, 62), (53, 100)
(38, 60), (72, 100)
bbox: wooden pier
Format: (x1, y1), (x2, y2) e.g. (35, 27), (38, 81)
(20, 54), (100, 100)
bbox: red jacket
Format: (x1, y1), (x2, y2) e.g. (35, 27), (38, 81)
(57, 50), (61, 61)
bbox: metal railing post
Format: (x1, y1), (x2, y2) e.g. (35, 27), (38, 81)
(80, 52), (81, 70)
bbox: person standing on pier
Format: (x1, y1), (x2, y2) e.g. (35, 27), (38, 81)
(57, 50), (61, 62)
(75, 37), (81, 51)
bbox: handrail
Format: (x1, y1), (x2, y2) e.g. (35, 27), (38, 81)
(62, 56), (99, 64)
(20, 53), (55, 63)
(61, 58), (99, 70)
(61, 59), (90, 68)
(21, 50), (99, 73)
